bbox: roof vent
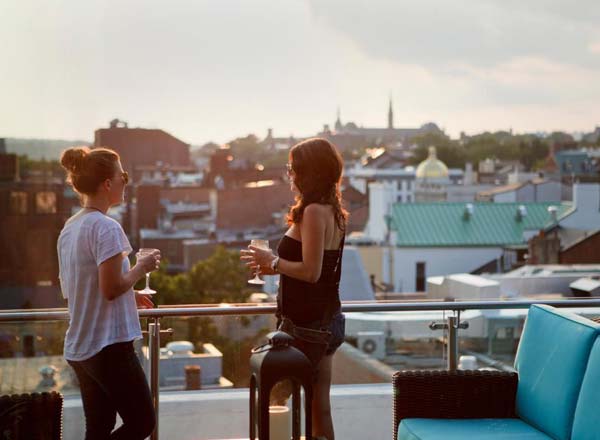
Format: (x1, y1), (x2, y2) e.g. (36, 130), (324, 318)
(516, 205), (527, 222)
(548, 205), (558, 224)
(463, 203), (475, 220)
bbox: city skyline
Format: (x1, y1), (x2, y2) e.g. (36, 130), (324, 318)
(1, 0), (599, 145)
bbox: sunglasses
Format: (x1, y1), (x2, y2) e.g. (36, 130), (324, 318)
(120, 171), (129, 185)
(285, 163), (293, 174)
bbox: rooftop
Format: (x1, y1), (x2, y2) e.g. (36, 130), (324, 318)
(477, 178), (557, 198)
(506, 264), (600, 277)
(390, 202), (574, 247)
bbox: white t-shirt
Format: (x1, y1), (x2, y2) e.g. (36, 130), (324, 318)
(58, 210), (142, 361)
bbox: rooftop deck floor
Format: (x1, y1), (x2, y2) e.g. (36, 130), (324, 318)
(63, 383), (393, 439)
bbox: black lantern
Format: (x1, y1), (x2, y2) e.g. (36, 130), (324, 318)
(249, 331), (314, 440)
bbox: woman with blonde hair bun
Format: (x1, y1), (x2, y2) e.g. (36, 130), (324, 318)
(58, 146), (159, 439)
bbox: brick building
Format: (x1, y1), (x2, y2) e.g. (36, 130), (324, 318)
(94, 119), (191, 178)
(204, 147), (286, 190)
(528, 228), (600, 265)
(216, 182), (293, 232)
(0, 153), (19, 182)
(0, 178), (74, 289)
(135, 184), (214, 238)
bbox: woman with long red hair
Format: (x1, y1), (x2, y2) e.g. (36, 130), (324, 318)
(242, 137), (348, 440)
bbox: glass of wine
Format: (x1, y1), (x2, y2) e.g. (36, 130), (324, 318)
(248, 239), (269, 285)
(136, 248), (159, 294)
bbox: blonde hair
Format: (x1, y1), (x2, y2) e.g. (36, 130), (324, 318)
(60, 146), (120, 195)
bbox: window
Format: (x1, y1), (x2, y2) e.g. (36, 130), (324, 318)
(416, 262), (426, 292)
(9, 191), (27, 214)
(35, 191), (57, 214)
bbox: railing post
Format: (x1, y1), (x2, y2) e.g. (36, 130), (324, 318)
(149, 318), (161, 440)
(447, 316), (458, 371)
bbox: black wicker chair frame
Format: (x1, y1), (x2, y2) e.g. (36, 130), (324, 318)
(0, 391), (63, 440)
(392, 370), (518, 440)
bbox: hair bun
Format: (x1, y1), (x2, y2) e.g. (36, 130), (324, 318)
(60, 146), (90, 173)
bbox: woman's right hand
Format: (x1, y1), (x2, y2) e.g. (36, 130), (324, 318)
(136, 250), (161, 274)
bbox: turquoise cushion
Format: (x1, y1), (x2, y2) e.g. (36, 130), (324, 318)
(572, 337), (600, 440)
(514, 305), (600, 440)
(398, 418), (551, 440)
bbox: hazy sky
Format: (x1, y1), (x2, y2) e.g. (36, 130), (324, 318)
(1, 0), (599, 145)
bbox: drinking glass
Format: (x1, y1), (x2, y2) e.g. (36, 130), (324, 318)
(248, 239), (269, 285)
(136, 248), (159, 294)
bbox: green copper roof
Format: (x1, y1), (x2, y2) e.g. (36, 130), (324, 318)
(390, 202), (574, 247)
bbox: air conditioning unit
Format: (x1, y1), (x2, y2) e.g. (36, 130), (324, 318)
(357, 331), (386, 360)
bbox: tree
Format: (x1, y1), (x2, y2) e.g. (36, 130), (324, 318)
(147, 246), (251, 306)
(410, 143), (466, 169)
(18, 155), (63, 178)
(188, 246), (251, 304)
(228, 134), (263, 161)
(526, 138), (550, 171)
(138, 247), (266, 386)
(410, 132), (453, 150)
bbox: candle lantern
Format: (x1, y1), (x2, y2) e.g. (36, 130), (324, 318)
(249, 330), (314, 440)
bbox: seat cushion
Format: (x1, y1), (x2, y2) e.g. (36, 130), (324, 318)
(514, 304), (600, 440)
(572, 337), (600, 440)
(398, 418), (552, 440)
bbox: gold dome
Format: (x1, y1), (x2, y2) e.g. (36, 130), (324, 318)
(415, 146), (449, 179)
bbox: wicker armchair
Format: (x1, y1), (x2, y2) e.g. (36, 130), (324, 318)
(0, 391), (63, 439)
(392, 370), (518, 440)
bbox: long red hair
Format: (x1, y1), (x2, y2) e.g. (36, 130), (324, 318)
(286, 138), (348, 231)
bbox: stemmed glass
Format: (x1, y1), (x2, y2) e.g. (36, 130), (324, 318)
(136, 248), (159, 294)
(248, 239), (269, 285)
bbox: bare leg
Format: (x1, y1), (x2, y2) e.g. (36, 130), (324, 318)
(311, 354), (334, 440)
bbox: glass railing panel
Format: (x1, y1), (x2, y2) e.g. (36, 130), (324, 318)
(3, 299), (599, 439)
(138, 308), (398, 439)
(456, 306), (523, 371)
(0, 318), (73, 396)
(344, 307), (446, 374)
(142, 313), (275, 392)
(565, 303), (600, 322)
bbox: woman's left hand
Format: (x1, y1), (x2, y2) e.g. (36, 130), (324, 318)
(135, 292), (154, 309)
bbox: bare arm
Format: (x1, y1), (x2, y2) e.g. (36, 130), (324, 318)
(243, 204), (327, 283)
(98, 251), (160, 301)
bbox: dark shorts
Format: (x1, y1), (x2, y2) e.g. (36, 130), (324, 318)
(302, 312), (345, 356)
(325, 312), (346, 355)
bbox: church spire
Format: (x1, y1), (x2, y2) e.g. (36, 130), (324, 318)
(335, 106), (343, 131)
(387, 94), (394, 129)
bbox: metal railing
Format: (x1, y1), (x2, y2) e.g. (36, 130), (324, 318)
(2, 298), (600, 440)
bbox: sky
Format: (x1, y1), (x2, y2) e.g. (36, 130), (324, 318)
(1, 0), (600, 145)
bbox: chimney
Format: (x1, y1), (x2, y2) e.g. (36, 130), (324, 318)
(464, 162), (474, 185)
(366, 181), (395, 243)
(516, 205), (527, 222)
(463, 203), (474, 220)
(547, 205), (558, 225)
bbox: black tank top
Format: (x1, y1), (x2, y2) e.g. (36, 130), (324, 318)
(276, 233), (345, 325)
